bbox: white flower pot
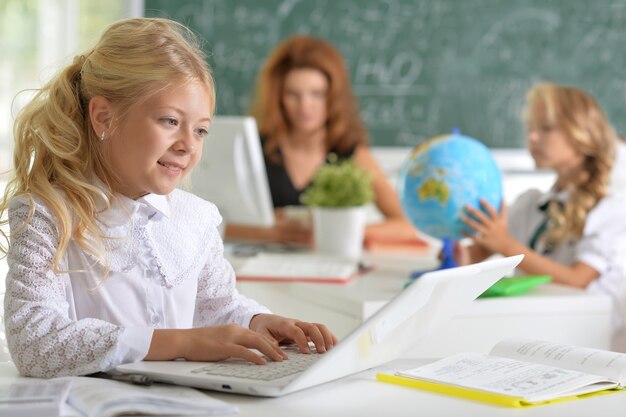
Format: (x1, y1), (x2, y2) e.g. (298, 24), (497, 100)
(312, 206), (366, 260)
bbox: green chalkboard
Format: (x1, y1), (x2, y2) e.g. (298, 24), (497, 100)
(144, 0), (626, 148)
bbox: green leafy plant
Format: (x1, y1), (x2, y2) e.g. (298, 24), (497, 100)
(301, 158), (374, 207)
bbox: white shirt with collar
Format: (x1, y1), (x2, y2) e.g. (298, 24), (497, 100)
(508, 188), (626, 333)
(4, 188), (270, 378)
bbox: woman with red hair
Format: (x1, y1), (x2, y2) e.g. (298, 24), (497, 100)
(226, 35), (417, 245)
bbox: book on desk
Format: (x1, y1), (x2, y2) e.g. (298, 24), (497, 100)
(377, 338), (626, 407)
(363, 235), (430, 255)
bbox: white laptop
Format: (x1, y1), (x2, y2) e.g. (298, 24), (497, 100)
(116, 255), (523, 397)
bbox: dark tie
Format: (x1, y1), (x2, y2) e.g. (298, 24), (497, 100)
(528, 201), (553, 254)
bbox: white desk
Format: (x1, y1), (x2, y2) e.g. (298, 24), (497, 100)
(1, 360), (625, 417)
(234, 252), (613, 356)
(211, 358), (626, 417)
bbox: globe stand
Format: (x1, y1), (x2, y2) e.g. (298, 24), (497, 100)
(408, 238), (457, 282)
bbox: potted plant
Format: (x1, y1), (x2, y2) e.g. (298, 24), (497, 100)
(301, 157), (374, 259)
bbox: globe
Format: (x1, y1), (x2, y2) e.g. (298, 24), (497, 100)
(398, 132), (503, 241)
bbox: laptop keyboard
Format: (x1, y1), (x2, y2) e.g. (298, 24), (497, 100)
(189, 346), (322, 381)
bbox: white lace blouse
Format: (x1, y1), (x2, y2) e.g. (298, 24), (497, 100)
(4, 189), (270, 378)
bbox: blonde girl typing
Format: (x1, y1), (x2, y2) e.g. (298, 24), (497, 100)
(459, 82), (626, 347)
(0, 18), (336, 378)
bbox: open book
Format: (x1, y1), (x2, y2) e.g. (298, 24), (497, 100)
(377, 338), (626, 407)
(0, 377), (237, 417)
(65, 377), (237, 417)
(235, 252), (366, 283)
(0, 379), (71, 417)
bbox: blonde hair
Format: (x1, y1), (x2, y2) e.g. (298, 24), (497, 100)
(0, 18), (215, 274)
(524, 82), (616, 244)
(250, 35), (367, 160)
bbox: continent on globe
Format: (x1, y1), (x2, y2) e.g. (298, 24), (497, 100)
(398, 132), (503, 240)
(418, 178), (449, 204)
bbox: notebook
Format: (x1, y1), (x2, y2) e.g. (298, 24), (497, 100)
(116, 255), (523, 397)
(479, 275), (552, 298)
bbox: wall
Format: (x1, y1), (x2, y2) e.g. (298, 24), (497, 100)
(145, 0), (626, 148)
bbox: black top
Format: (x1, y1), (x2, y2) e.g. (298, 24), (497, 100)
(262, 138), (356, 208)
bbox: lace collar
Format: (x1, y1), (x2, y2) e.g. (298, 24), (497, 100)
(88, 183), (211, 287)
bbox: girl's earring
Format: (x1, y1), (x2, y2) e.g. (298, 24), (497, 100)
(100, 131), (105, 142)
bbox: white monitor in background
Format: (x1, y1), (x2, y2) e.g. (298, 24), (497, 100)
(189, 116), (275, 227)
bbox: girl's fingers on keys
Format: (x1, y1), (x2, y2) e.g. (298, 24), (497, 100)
(241, 332), (286, 362)
(297, 322), (327, 353)
(226, 344), (267, 365)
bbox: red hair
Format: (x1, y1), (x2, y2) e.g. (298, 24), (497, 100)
(250, 35), (367, 159)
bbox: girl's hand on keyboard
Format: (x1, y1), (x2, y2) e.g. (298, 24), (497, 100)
(146, 325), (288, 365)
(249, 314), (338, 355)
